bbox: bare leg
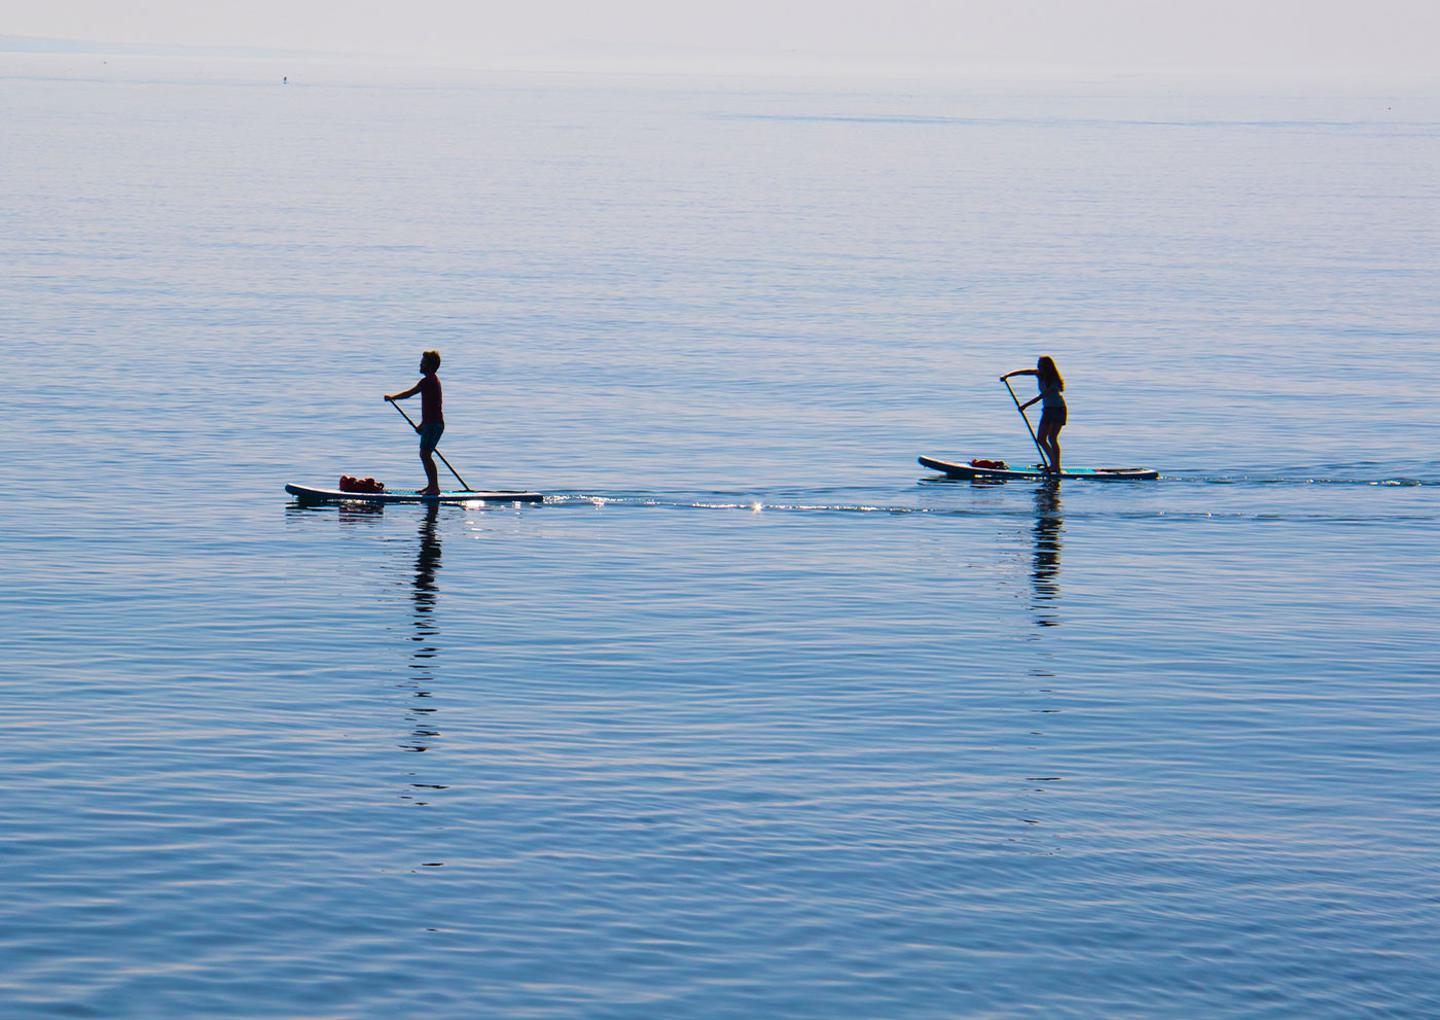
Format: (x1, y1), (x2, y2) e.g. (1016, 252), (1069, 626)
(1038, 421), (1062, 473)
(420, 450), (440, 494)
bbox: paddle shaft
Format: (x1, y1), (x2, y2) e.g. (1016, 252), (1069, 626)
(1003, 377), (1051, 470)
(387, 399), (474, 491)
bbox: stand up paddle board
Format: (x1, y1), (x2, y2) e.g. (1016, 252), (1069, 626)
(286, 483), (543, 504)
(918, 456), (1158, 481)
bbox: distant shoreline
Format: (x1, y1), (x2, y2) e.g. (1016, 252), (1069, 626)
(0, 33), (329, 61)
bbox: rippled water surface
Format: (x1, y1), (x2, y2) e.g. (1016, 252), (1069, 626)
(3, 56), (1439, 1018)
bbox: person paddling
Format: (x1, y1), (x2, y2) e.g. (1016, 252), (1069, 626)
(385, 350), (445, 496)
(1002, 356), (1066, 473)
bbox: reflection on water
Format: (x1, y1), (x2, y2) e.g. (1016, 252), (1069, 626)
(411, 504), (442, 635)
(1031, 481), (1062, 627)
(399, 505), (442, 759)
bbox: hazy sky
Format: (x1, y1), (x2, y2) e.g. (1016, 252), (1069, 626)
(4, 0), (1438, 75)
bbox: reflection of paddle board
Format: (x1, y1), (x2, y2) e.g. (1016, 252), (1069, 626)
(918, 456), (1159, 481)
(286, 484), (543, 504)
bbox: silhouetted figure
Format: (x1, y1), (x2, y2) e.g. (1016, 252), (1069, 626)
(386, 350), (445, 495)
(1003, 356), (1067, 472)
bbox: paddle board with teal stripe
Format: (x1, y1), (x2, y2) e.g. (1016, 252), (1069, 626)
(919, 456), (1159, 481)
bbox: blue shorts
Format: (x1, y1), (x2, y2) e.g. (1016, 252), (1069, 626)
(418, 420), (444, 455)
(1039, 406), (1067, 430)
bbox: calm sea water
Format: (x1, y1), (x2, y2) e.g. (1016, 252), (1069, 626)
(2, 54), (1438, 1018)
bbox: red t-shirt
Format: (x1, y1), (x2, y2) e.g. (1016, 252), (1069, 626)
(419, 375), (443, 425)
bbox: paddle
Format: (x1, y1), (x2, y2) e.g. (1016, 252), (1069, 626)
(1002, 376), (1052, 471)
(385, 398), (474, 492)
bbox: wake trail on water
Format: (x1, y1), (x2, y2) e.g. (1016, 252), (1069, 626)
(1162, 469), (1436, 488)
(543, 478), (1439, 526)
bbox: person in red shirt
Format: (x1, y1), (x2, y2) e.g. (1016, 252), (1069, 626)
(385, 350), (445, 495)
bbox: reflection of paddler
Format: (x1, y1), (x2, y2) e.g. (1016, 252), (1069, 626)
(403, 503), (442, 755)
(1032, 481), (1062, 605)
(413, 503), (442, 626)
(1002, 356), (1066, 472)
